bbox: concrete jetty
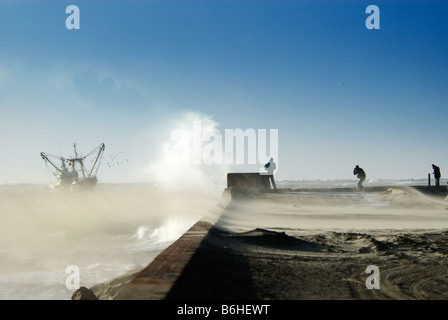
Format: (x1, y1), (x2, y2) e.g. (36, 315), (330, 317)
(115, 220), (214, 300)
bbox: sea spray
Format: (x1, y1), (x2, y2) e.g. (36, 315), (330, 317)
(146, 111), (229, 195)
(148, 217), (197, 244)
(131, 217), (199, 248)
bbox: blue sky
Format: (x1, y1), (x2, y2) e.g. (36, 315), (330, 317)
(0, 0), (447, 184)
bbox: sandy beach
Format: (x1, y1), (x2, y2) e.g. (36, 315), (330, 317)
(107, 186), (448, 300)
(163, 224), (448, 300)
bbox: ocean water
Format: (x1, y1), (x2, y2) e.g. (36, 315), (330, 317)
(0, 184), (221, 300)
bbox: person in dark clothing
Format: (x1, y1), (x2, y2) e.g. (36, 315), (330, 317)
(353, 165), (366, 191)
(432, 164), (441, 186)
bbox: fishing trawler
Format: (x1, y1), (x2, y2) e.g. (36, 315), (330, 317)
(41, 143), (105, 189)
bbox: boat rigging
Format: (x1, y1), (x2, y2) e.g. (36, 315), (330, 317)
(41, 143), (106, 189)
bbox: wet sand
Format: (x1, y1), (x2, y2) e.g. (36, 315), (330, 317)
(110, 187), (448, 300)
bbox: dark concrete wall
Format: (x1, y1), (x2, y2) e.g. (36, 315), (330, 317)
(227, 173), (271, 191)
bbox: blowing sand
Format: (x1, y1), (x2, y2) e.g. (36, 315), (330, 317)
(102, 186), (448, 300)
(116, 187), (448, 300)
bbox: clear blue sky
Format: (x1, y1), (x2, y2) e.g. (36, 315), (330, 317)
(1, 0), (447, 184)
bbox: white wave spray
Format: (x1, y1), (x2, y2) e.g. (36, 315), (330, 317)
(146, 111), (229, 195)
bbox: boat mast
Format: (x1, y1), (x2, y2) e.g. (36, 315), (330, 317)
(88, 143), (106, 178)
(72, 143), (87, 180)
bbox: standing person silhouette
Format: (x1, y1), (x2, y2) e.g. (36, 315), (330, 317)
(432, 164), (441, 186)
(353, 165), (366, 191)
(264, 157), (277, 191)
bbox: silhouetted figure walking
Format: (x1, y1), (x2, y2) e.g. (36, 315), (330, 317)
(432, 164), (441, 186)
(353, 165), (366, 191)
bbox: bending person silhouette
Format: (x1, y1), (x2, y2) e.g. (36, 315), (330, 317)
(432, 164), (441, 186)
(353, 165), (366, 191)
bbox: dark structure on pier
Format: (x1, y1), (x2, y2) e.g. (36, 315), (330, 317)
(227, 173), (272, 191)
